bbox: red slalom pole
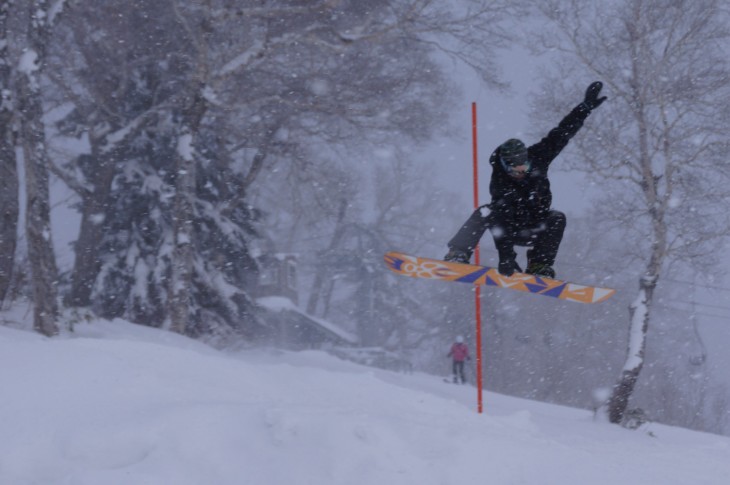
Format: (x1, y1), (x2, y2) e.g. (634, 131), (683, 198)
(472, 102), (484, 413)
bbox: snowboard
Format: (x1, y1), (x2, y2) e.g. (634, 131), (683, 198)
(384, 251), (615, 304)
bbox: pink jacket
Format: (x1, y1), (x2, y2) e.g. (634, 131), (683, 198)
(448, 342), (470, 362)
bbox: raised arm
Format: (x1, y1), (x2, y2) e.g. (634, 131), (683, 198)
(529, 82), (606, 167)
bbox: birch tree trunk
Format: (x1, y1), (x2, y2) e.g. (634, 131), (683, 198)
(0, 1), (17, 305)
(605, 273), (657, 423)
(17, 1), (60, 336)
(606, 210), (666, 423)
(606, 198), (667, 423)
(65, 149), (118, 308)
(168, 89), (206, 335)
(603, 14), (670, 423)
(0, 114), (16, 305)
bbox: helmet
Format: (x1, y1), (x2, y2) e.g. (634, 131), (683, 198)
(456, 335), (464, 343)
(498, 139), (531, 175)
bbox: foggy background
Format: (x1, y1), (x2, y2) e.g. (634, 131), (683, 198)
(2, 1), (729, 436)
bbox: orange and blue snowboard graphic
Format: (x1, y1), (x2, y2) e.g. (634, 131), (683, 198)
(384, 251), (615, 304)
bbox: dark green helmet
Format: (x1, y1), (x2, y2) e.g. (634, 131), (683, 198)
(499, 139), (527, 166)
(498, 139), (530, 175)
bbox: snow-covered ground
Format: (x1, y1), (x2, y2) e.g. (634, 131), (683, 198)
(1, 316), (729, 485)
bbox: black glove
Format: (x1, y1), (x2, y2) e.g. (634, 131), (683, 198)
(498, 259), (522, 277)
(582, 81), (607, 111)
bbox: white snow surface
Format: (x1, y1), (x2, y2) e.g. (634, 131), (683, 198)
(1, 318), (729, 485)
(17, 50), (39, 74)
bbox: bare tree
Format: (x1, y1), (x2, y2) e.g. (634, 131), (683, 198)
(165, 1), (212, 335)
(0, 1), (17, 305)
(31, 0), (513, 340)
(532, 0), (730, 424)
(254, 0), (516, 340)
(16, 1), (68, 336)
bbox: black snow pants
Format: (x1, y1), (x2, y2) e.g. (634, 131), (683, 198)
(447, 207), (566, 267)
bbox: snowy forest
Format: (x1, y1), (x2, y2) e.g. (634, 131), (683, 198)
(1, 0), (730, 437)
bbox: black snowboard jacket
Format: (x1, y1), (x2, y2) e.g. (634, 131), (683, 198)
(488, 103), (591, 228)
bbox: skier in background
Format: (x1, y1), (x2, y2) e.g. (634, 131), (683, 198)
(447, 336), (470, 384)
(444, 82), (607, 279)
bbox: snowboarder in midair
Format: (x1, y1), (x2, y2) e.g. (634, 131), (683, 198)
(447, 335), (470, 384)
(444, 82), (607, 278)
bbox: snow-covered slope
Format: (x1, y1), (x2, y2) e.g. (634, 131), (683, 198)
(1, 319), (728, 485)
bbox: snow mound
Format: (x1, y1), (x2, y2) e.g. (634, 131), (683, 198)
(0, 319), (728, 484)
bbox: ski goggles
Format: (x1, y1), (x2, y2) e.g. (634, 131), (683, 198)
(499, 154), (531, 175)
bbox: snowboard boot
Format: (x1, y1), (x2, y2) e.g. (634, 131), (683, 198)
(444, 248), (471, 264)
(525, 262), (556, 279)
(498, 259), (522, 276)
